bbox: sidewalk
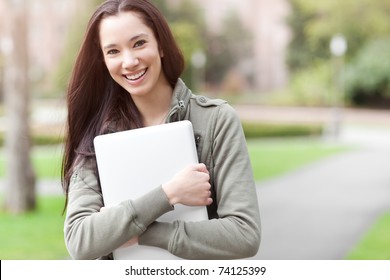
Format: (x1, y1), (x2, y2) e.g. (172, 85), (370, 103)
(0, 179), (63, 197)
(251, 126), (390, 259)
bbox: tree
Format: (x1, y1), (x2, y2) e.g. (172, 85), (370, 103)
(287, 0), (390, 106)
(53, 0), (103, 95)
(152, 0), (206, 88)
(3, 0), (36, 213)
(286, 0), (316, 70)
(344, 38), (390, 107)
(288, 0), (390, 70)
(205, 9), (254, 88)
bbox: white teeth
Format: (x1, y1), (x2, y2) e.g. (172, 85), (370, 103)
(126, 69), (146, 81)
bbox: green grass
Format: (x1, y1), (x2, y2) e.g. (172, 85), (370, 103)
(0, 196), (68, 260)
(0, 147), (66, 259)
(346, 213), (390, 260)
(247, 138), (350, 181)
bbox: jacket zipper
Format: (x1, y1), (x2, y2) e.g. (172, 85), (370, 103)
(167, 99), (185, 122)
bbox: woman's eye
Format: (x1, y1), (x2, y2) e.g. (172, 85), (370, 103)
(107, 49), (119, 55)
(134, 40), (146, 48)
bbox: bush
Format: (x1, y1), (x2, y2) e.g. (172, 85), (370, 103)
(270, 62), (334, 107)
(344, 38), (390, 107)
(0, 123), (324, 145)
(242, 121), (323, 139)
(0, 133), (64, 147)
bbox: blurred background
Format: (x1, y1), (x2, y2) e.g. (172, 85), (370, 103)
(0, 0), (389, 260)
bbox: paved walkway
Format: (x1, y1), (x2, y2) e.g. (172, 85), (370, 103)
(0, 179), (63, 197)
(251, 126), (390, 260)
(234, 105), (390, 259)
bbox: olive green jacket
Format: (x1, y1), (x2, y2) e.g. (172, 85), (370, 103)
(64, 79), (261, 259)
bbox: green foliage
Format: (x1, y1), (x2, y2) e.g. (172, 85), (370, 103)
(242, 121), (323, 139)
(153, 1), (254, 88)
(344, 38), (390, 106)
(0, 132), (64, 147)
(52, 1), (102, 96)
(205, 10), (253, 86)
(286, 0), (318, 70)
(288, 0), (390, 69)
(286, 62), (334, 106)
(287, 0), (390, 107)
(346, 213), (390, 260)
(170, 21), (204, 88)
(150, 0), (170, 16)
(261, 61), (339, 107)
(153, 0), (205, 27)
(219, 10), (253, 64)
(152, 0), (206, 88)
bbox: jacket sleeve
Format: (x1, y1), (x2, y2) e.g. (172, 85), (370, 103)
(64, 159), (173, 260)
(139, 104), (261, 259)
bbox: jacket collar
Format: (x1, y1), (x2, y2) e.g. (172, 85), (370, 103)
(167, 78), (191, 122)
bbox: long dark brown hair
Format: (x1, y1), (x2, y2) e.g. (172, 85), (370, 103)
(62, 0), (184, 209)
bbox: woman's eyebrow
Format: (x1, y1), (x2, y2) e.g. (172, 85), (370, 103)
(102, 33), (149, 51)
(129, 33), (149, 42)
(102, 43), (117, 51)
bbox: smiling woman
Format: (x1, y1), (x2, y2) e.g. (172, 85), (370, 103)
(99, 13), (167, 106)
(62, 0), (260, 260)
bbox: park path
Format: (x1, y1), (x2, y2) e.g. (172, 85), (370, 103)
(247, 107), (390, 259)
(251, 146), (390, 259)
(232, 106), (390, 260)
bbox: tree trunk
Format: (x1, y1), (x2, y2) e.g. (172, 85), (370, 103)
(3, 0), (36, 214)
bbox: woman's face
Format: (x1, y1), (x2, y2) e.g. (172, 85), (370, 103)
(99, 11), (165, 98)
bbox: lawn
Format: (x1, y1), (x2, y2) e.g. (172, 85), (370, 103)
(247, 138), (349, 181)
(346, 213), (390, 260)
(0, 196), (68, 260)
(0, 146), (66, 259)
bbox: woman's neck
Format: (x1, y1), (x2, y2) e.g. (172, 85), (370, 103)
(132, 80), (173, 127)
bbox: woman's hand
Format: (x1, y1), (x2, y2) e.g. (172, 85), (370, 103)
(162, 163), (213, 206)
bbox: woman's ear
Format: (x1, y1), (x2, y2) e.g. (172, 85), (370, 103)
(159, 48), (164, 58)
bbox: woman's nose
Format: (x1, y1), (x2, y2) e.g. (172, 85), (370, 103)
(122, 51), (139, 68)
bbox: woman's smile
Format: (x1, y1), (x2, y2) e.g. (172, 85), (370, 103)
(125, 68), (147, 81)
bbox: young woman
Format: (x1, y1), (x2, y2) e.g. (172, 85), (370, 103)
(62, 0), (261, 260)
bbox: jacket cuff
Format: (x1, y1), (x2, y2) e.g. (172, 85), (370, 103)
(130, 186), (173, 230)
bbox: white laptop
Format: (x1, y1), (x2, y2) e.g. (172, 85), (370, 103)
(93, 120), (208, 259)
